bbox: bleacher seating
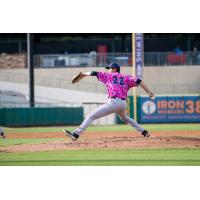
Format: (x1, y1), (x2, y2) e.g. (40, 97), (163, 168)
(167, 53), (186, 65)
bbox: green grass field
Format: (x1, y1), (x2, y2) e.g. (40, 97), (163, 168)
(0, 148), (200, 166)
(3, 123), (200, 133)
(0, 124), (200, 166)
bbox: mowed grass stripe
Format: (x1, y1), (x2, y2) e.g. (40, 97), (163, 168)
(3, 124), (200, 134)
(1, 160), (200, 166)
(0, 148), (199, 166)
(0, 138), (64, 147)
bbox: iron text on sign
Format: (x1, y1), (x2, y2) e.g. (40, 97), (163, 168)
(140, 96), (200, 123)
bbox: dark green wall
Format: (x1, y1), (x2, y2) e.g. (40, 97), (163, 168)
(0, 107), (83, 127)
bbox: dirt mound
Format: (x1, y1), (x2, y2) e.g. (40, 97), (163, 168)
(1, 134), (200, 153)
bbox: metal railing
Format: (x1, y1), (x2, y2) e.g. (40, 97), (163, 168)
(144, 52), (200, 66)
(34, 51), (200, 68)
(34, 52), (132, 68)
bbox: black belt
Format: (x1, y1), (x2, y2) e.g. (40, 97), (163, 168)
(109, 96), (126, 100)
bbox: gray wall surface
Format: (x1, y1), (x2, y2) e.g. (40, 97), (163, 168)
(0, 66), (200, 95)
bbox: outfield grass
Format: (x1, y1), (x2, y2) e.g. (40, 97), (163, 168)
(0, 138), (64, 147)
(0, 148), (199, 166)
(3, 123), (200, 134)
(0, 124), (199, 166)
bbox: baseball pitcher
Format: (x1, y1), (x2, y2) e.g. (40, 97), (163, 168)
(63, 63), (155, 141)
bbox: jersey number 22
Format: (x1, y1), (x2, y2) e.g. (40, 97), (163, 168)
(113, 76), (124, 85)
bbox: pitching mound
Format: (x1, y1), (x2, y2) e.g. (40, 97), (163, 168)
(0, 130), (200, 152)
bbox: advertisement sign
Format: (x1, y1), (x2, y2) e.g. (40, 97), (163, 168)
(135, 33), (143, 79)
(138, 95), (200, 123)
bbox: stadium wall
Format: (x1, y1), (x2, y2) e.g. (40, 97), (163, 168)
(0, 107), (83, 127)
(0, 66), (199, 95)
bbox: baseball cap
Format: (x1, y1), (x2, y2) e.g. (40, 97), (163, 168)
(105, 63), (120, 70)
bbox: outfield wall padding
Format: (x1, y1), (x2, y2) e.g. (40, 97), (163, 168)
(0, 107), (83, 127)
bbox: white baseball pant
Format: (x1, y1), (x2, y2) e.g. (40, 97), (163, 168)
(74, 98), (145, 135)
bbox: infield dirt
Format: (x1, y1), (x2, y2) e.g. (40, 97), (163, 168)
(0, 130), (200, 152)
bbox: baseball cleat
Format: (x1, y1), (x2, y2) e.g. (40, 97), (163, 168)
(141, 130), (150, 137)
(63, 129), (79, 141)
(0, 132), (5, 139)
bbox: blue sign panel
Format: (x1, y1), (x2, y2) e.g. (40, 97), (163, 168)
(138, 95), (200, 123)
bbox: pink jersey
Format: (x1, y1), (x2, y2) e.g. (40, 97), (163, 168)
(97, 72), (139, 99)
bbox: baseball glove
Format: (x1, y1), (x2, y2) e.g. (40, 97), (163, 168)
(72, 72), (85, 84)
